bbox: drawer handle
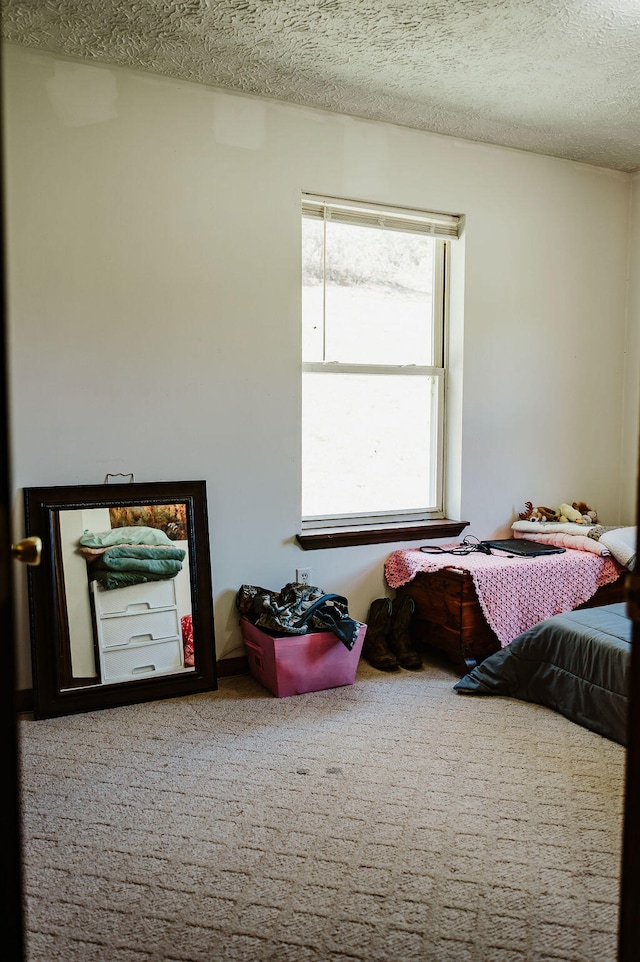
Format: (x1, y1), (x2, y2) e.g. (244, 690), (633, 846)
(131, 664), (157, 675)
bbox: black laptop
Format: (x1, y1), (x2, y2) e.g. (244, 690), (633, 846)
(481, 538), (566, 557)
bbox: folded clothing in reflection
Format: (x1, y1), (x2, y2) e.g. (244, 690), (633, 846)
(79, 525), (175, 548)
(83, 545), (186, 590)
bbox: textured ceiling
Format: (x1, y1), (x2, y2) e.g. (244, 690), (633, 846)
(3, 0), (640, 172)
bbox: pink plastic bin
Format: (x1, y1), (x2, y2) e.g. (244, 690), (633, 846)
(240, 619), (367, 697)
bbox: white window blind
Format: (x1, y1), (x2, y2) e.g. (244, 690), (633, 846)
(301, 194), (462, 239)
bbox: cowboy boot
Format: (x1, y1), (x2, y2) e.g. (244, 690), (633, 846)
(388, 596), (422, 670)
(362, 598), (398, 671)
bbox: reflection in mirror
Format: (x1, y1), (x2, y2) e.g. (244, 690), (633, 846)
(60, 502), (195, 688)
(24, 481), (217, 718)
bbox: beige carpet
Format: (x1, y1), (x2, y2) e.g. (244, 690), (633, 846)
(19, 655), (625, 962)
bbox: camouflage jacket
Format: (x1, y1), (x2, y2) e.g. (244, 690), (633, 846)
(236, 582), (361, 650)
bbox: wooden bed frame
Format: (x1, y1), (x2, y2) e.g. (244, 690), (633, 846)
(396, 567), (626, 673)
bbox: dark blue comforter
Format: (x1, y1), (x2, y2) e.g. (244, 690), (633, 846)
(454, 603), (632, 744)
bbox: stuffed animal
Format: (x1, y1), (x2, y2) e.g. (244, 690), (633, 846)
(557, 502), (584, 523)
(518, 500), (598, 524)
(572, 501), (598, 524)
(518, 501), (557, 522)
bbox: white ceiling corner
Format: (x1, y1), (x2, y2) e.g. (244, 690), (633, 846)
(2, 0), (639, 172)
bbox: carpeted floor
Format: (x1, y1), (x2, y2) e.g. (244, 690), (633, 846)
(19, 655), (625, 962)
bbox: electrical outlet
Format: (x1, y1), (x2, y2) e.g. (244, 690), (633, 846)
(296, 567), (312, 585)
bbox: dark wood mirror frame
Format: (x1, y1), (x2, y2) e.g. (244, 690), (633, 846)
(24, 480), (217, 719)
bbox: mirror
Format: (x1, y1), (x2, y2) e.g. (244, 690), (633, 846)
(23, 480), (217, 718)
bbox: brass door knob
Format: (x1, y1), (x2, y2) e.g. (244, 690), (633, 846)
(11, 536), (42, 566)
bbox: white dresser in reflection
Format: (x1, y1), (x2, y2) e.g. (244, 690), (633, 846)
(92, 578), (184, 684)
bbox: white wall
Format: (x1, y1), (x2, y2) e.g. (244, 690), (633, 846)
(2, 45), (634, 688)
(59, 507), (110, 679)
(621, 174), (640, 521)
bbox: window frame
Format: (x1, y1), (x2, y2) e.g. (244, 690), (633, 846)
(300, 195), (459, 542)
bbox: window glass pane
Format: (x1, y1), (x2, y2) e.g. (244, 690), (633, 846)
(302, 372), (439, 517)
(324, 222), (434, 366)
(302, 216), (324, 363)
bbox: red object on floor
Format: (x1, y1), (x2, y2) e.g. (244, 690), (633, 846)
(181, 614), (194, 667)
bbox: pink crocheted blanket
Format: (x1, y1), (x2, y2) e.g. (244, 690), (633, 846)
(384, 546), (623, 646)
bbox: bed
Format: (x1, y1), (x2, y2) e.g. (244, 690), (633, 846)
(454, 602), (632, 744)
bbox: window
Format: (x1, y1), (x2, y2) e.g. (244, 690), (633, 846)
(301, 194), (460, 535)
